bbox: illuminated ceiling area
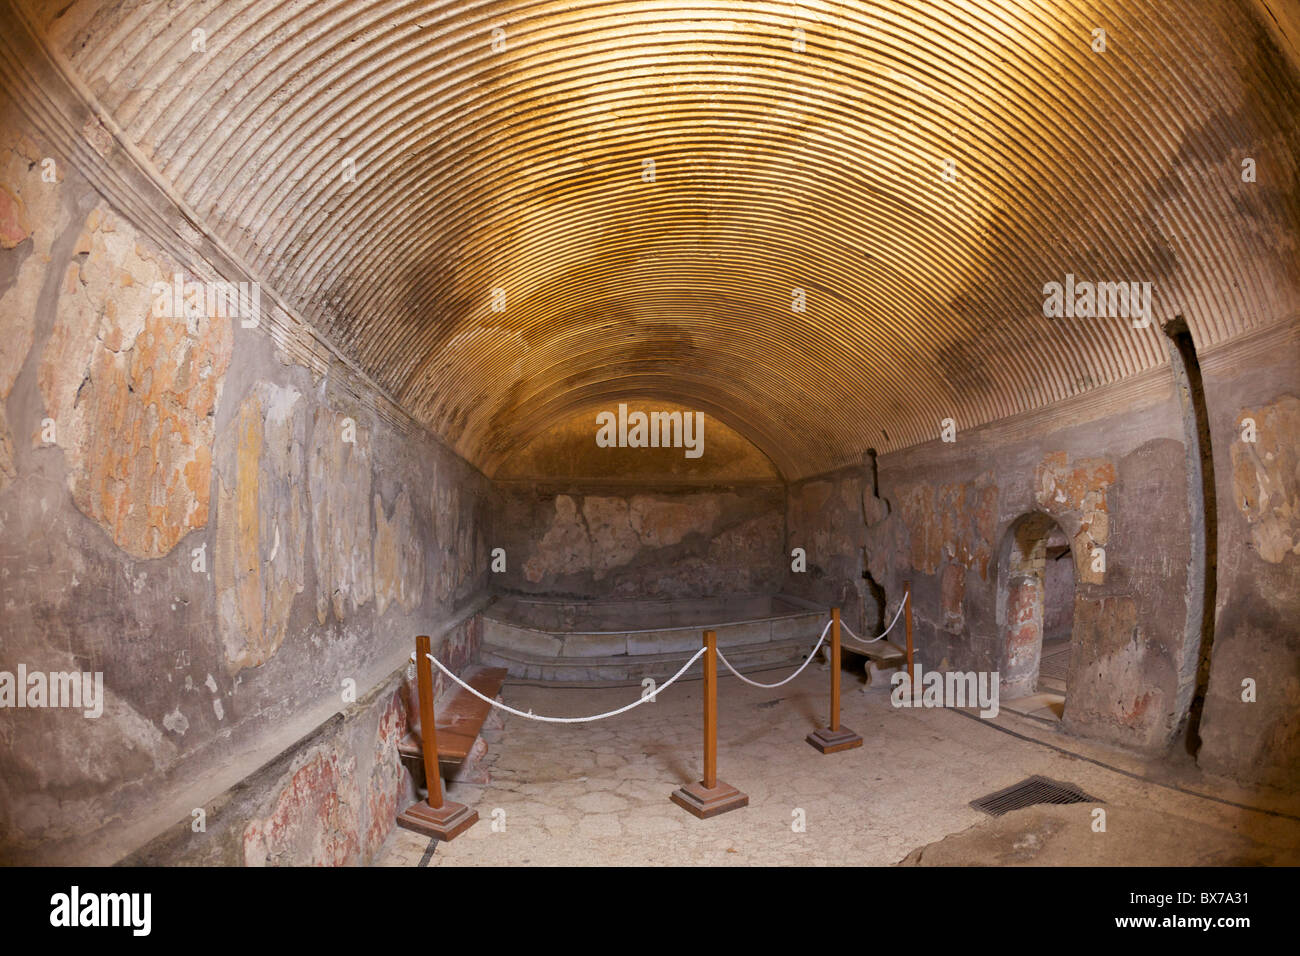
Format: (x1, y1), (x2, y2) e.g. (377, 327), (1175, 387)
(23, 0), (1300, 480)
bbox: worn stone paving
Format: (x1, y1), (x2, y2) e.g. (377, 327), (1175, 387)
(375, 663), (1300, 867)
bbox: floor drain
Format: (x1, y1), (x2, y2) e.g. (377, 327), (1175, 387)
(970, 775), (1099, 816)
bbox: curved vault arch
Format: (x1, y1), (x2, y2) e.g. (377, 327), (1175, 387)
(494, 399), (783, 482)
(18, 0), (1300, 479)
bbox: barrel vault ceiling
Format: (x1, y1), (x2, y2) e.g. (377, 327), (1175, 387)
(12, 0), (1300, 479)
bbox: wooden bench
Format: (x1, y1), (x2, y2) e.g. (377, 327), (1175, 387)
(840, 638), (907, 686)
(398, 665), (507, 777)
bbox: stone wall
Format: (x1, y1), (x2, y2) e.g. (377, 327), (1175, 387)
(119, 612), (481, 866)
(785, 322), (1300, 780)
(0, 116), (496, 864)
(785, 375), (1197, 754)
(1195, 326), (1300, 789)
(494, 484), (786, 599)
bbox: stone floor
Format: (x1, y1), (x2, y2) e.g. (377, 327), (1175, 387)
(1002, 691), (1067, 722)
(374, 662), (1300, 867)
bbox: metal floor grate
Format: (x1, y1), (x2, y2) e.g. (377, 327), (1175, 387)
(1038, 640), (1072, 683)
(970, 775), (1099, 816)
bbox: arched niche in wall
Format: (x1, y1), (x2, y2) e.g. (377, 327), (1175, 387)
(997, 511), (1077, 707)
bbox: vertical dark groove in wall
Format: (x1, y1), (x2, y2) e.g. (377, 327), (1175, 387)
(861, 448), (887, 633)
(1163, 316), (1218, 757)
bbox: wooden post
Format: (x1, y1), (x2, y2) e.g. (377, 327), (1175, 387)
(904, 582), (916, 701)
(417, 633), (445, 810)
(703, 629), (718, 789)
(806, 607), (863, 753)
(830, 607), (841, 732)
(671, 630), (748, 818)
(394, 634), (479, 840)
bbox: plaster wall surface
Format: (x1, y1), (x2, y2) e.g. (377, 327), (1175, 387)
(785, 323), (1300, 780)
(785, 369), (1197, 753)
(1196, 328), (1300, 788)
(494, 484), (785, 601)
(0, 104), (496, 864)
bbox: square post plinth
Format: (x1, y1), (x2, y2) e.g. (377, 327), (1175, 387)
(670, 779), (749, 819)
(671, 629), (747, 819)
(805, 725), (863, 754)
(396, 799), (479, 840)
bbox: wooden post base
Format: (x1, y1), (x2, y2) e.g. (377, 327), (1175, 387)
(670, 779), (749, 819)
(806, 725), (863, 754)
(395, 800), (478, 841)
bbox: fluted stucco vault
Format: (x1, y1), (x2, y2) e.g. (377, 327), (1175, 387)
(2, 0), (1300, 478)
(3, 0), (1299, 478)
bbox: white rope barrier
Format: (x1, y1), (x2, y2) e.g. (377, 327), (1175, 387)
(717, 596), (908, 690)
(840, 599), (907, 644)
(418, 646), (708, 724)
(416, 598), (905, 717)
(715, 619), (833, 689)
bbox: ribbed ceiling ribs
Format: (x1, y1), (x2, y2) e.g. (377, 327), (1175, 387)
(27, 0), (1300, 478)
